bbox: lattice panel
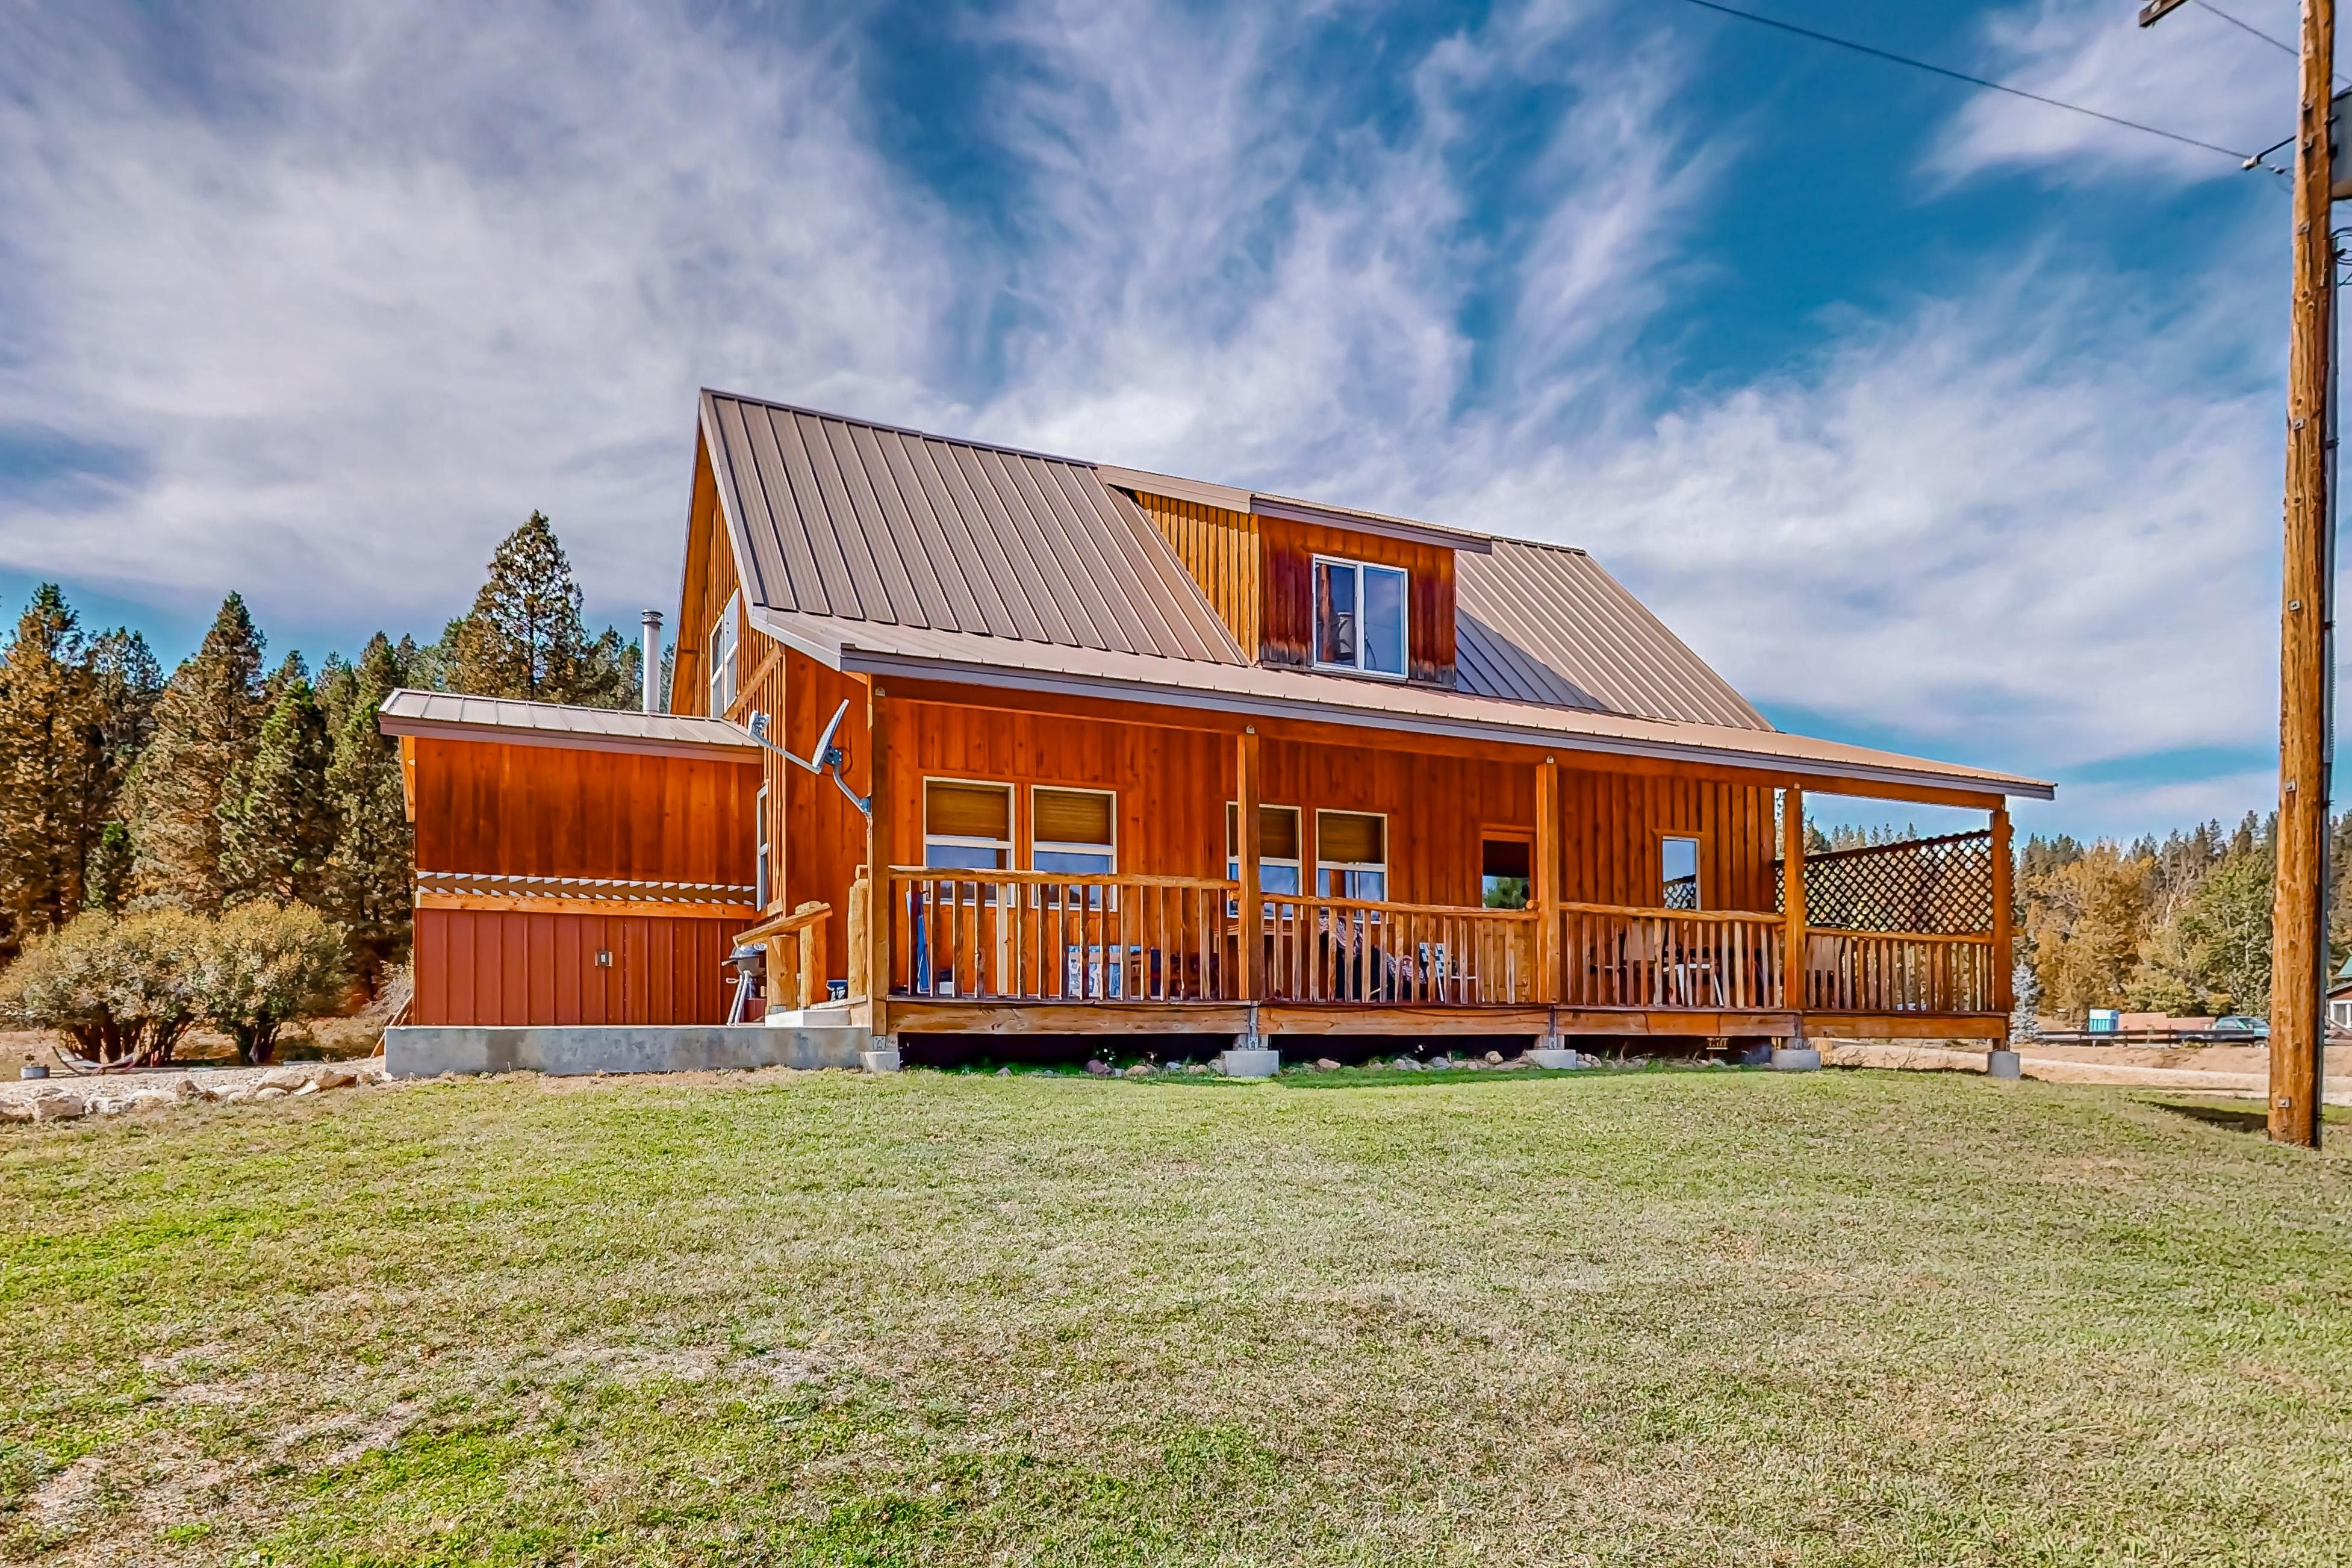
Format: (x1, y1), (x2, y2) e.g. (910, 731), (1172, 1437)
(1773, 829), (1994, 935)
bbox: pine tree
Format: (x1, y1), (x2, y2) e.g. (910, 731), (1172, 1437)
(2008, 959), (2042, 1042)
(438, 512), (632, 706)
(220, 676), (337, 906)
(325, 633), (416, 989)
(0, 586), (160, 956)
(128, 594), (268, 913)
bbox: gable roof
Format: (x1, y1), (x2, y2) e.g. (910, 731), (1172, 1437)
(694, 389), (2051, 801)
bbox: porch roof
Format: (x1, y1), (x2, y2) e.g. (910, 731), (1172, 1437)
(746, 609), (2055, 801)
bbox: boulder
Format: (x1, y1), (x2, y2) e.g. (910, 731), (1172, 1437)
(1183, 1063), (1210, 1075)
(126, 1090), (179, 1113)
(292, 1081), (322, 1097)
(1390, 1056), (1419, 1072)
(1, 1098), (34, 1123)
(1123, 1063), (1152, 1078)
(1484, 1051), (1504, 1065)
(29, 1091), (87, 1122)
(1313, 1057), (1343, 1072)
(313, 1068), (358, 1091)
(254, 1086), (288, 1103)
(260, 1067), (311, 1092)
(1084, 1060), (1113, 1077)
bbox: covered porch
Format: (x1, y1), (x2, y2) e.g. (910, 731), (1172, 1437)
(837, 708), (2017, 1050)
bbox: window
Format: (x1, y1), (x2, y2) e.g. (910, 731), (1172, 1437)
(924, 779), (1012, 871)
(1481, 836), (1531, 910)
(1317, 810), (1387, 900)
(755, 784), (771, 910)
(1661, 835), (1701, 910)
(707, 590), (740, 716)
(1031, 786), (1116, 876)
(1225, 802), (1303, 896)
(1313, 556), (1408, 678)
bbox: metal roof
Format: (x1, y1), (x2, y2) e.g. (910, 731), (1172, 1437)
(1455, 539), (1769, 730)
(378, 689), (760, 760)
(700, 392), (1245, 664)
(747, 608), (2052, 800)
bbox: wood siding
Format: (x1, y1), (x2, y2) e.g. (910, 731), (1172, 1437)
(1127, 490), (1261, 653)
(673, 434), (743, 720)
(1261, 515), (1455, 684)
(412, 907), (735, 1025)
(410, 738), (760, 886)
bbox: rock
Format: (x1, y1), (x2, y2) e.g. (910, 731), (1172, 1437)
(1484, 1051), (1504, 1065)
(29, 1091), (86, 1122)
(1, 1099), (34, 1123)
(1184, 1063), (1210, 1075)
(170, 1078), (204, 1101)
(221, 1087), (256, 1105)
(1313, 1057), (1342, 1072)
(1390, 1056), (1419, 1072)
(1124, 1063), (1151, 1078)
(259, 1066), (312, 1092)
(292, 1081), (322, 1097)
(254, 1086), (288, 1102)
(90, 1097), (128, 1117)
(126, 1090), (178, 1113)
(995, 1066), (1011, 1077)
(314, 1068), (358, 1091)
(1084, 1060), (1113, 1077)
(1428, 1056), (1454, 1071)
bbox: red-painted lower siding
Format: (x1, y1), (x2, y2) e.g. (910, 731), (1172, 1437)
(413, 908), (736, 1027)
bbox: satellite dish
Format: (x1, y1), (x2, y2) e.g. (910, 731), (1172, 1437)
(737, 699), (869, 816)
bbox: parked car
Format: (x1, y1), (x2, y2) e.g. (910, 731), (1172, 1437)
(2209, 1015), (2270, 1038)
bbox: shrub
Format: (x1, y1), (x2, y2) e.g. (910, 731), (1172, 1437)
(0, 909), (206, 1065)
(190, 900), (347, 1065)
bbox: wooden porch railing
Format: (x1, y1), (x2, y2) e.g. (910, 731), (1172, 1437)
(733, 900), (831, 1011)
(1560, 903), (1788, 1010)
(884, 870), (1239, 1003)
(1260, 895), (1539, 1004)
(1796, 928), (1998, 1014)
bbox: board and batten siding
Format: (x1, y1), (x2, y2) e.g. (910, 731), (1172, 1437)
(1261, 515), (1455, 685)
(1125, 490), (1262, 655)
(413, 908), (735, 1026)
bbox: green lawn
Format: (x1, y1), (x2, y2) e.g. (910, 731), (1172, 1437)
(5, 1066), (2351, 1566)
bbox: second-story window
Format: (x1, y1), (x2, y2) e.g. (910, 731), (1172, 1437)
(1313, 557), (1408, 678)
(708, 590), (740, 716)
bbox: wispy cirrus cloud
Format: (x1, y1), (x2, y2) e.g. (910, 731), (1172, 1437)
(0, 0), (2307, 838)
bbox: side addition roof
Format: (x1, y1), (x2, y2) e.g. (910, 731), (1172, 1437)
(378, 689), (761, 762)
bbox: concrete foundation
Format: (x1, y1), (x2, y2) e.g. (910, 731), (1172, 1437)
(1526, 1047), (1582, 1070)
(1770, 1046), (1823, 1072)
(1221, 1047), (1280, 1078)
(1986, 1048), (2022, 1080)
(384, 1024), (868, 1078)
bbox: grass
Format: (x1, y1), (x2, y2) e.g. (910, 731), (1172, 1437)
(4, 1065), (2351, 1566)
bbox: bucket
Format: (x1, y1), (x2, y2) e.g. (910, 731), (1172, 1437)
(21, 1062), (49, 1080)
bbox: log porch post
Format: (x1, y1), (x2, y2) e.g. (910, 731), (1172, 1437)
(1236, 727), (1263, 1004)
(1991, 803), (2014, 1018)
(1782, 786), (1806, 1015)
(1534, 756), (1561, 1004)
(866, 683), (894, 1047)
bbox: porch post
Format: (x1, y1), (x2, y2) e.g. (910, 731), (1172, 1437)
(1988, 803), (2020, 1079)
(1773, 786), (1819, 1070)
(1227, 727), (1277, 1075)
(1529, 755), (1579, 1067)
(863, 683), (899, 1071)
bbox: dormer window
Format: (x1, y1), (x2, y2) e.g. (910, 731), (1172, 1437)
(1313, 556), (1407, 678)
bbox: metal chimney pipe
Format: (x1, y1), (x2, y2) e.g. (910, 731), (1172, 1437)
(639, 609), (664, 714)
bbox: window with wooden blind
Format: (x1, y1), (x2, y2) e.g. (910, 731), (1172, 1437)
(1225, 801), (1302, 895)
(1032, 786), (1115, 876)
(924, 779), (1012, 871)
(1316, 810), (1387, 900)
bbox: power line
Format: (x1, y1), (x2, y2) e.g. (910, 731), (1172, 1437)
(1669, 0), (2268, 169)
(2191, 2), (2350, 92)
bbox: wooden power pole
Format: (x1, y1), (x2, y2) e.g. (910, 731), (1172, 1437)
(2271, 0), (2335, 1150)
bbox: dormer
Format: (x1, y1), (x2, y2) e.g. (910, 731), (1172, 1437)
(1102, 467), (1490, 688)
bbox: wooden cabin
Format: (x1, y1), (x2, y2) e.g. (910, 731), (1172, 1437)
(379, 692), (764, 1027)
(652, 390), (2050, 1053)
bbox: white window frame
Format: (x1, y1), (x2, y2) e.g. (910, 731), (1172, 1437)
(707, 590), (741, 717)
(754, 783), (771, 910)
(1030, 784), (1118, 909)
(922, 776), (1015, 876)
(1311, 554), (1410, 680)
(1660, 832), (1703, 911)
(1314, 808), (1389, 902)
(1226, 802), (1304, 900)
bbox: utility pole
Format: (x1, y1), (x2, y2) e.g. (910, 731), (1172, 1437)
(2274, 0), (2335, 1150)
(2143, 0), (2333, 1148)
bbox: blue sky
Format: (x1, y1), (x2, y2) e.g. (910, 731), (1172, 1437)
(0, 0), (2318, 841)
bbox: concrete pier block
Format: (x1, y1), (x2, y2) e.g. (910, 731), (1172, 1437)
(1526, 1047), (1581, 1070)
(1221, 1048), (1280, 1078)
(861, 1043), (903, 1073)
(1770, 1046), (1823, 1072)
(1986, 1048), (2022, 1080)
